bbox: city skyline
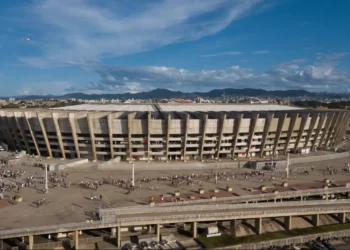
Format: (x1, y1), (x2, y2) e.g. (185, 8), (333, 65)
(1, 0), (350, 96)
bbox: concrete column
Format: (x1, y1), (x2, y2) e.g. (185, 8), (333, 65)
(166, 114), (171, 161)
(13, 112), (31, 153)
(230, 220), (237, 237)
(304, 112), (319, 149)
(37, 113), (53, 158)
(293, 113), (310, 152)
(127, 113), (135, 161)
(255, 218), (262, 235)
(284, 216), (292, 230)
(0, 112), (15, 150)
(107, 114), (114, 159)
(260, 113), (274, 157)
(191, 221), (197, 238)
(333, 113), (350, 146)
(200, 114), (208, 160)
(116, 226), (121, 248)
(24, 112), (41, 156)
(338, 212), (347, 224)
(273, 113), (287, 155)
(147, 112), (151, 162)
(283, 113), (299, 154)
(216, 113), (227, 159)
(331, 112), (346, 146)
(184, 114), (190, 161)
(156, 224), (161, 242)
(6, 113), (22, 151)
(319, 112), (335, 146)
(52, 113), (65, 158)
(311, 113), (327, 150)
(87, 114), (97, 161)
(311, 214), (320, 227)
(325, 112), (341, 146)
(246, 113), (259, 158)
(68, 113), (81, 158)
(232, 114), (243, 158)
(74, 230), (79, 250)
(28, 235), (34, 250)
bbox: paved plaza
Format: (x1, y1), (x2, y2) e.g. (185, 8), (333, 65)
(0, 152), (350, 231)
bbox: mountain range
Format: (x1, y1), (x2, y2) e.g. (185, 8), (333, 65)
(2, 88), (348, 100)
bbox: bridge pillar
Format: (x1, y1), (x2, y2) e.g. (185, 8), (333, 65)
(191, 222), (198, 238)
(230, 220), (237, 237)
(284, 216), (292, 230)
(116, 226), (121, 248)
(255, 218), (262, 235)
(311, 214), (320, 227)
(338, 212), (347, 224)
(74, 230), (79, 250)
(156, 224), (161, 242)
(28, 235), (34, 250)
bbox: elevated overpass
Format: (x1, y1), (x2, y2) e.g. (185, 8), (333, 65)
(1, 199), (350, 249)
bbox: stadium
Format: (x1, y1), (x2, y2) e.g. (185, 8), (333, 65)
(0, 104), (349, 162)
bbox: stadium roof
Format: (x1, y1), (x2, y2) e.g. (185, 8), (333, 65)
(52, 104), (304, 112)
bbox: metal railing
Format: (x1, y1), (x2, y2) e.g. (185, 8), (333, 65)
(99, 186), (350, 214)
(110, 206), (350, 224)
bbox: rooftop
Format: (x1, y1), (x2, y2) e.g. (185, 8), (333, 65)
(52, 104), (304, 112)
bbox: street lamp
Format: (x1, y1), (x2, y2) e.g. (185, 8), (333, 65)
(286, 152), (290, 179)
(44, 164), (48, 193)
(131, 162), (135, 187)
(215, 160), (218, 185)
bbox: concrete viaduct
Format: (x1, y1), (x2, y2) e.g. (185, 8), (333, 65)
(1, 200), (350, 249)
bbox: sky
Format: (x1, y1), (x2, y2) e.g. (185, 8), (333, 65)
(1, 0), (350, 96)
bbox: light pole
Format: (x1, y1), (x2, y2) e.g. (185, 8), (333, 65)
(44, 164), (48, 193)
(131, 163), (135, 187)
(286, 152), (290, 179)
(215, 161), (218, 185)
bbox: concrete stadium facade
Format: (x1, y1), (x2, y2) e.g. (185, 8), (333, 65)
(0, 105), (349, 161)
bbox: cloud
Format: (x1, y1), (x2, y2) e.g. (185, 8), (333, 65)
(17, 0), (264, 67)
(201, 51), (242, 57)
(62, 59), (350, 94)
(18, 57), (50, 68)
(316, 52), (350, 61)
(252, 50), (270, 54)
(18, 81), (73, 96)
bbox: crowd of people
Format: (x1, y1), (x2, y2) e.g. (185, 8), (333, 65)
(0, 157), (349, 208)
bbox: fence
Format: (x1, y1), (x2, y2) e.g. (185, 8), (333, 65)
(32, 236), (103, 249)
(290, 151), (350, 165)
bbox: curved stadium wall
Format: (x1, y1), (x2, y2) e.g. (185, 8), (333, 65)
(0, 107), (349, 161)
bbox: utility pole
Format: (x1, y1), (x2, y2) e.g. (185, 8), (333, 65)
(132, 163), (135, 187)
(45, 164), (48, 193)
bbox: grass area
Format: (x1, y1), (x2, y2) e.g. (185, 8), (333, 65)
(198, 223), (350, 248)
